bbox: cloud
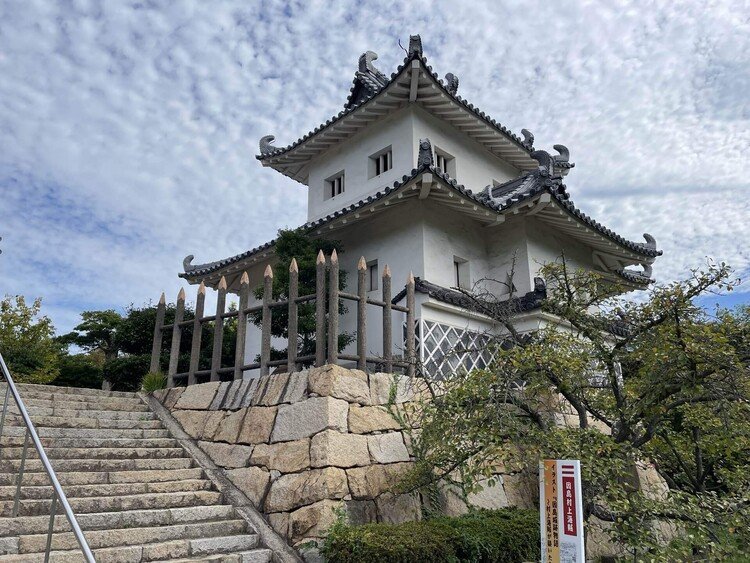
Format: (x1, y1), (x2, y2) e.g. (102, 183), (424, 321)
(0, 0), (747, 333)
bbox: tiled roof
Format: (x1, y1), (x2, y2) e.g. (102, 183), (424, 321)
(392, 277), (548, 317)
(256, 37), (551, 162)
(181, 157), (660, 280)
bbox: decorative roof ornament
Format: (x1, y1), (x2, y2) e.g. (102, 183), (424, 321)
(444, 73), (459, 95)
(417, 138), (434, 167)
(642, 263), (653, 278)
(643, 233), (657, 250)
(408, 34), (423, 57)
(358, 51), (380, 74)
(259, 135), (278, 155)
(183, 255), (196, 272)
(531, 150), (554, 176)
(521, 129), (535, 147)
(553, 144), (570, 164)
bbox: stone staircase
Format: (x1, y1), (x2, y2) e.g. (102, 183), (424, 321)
(0, 383), (275, 562)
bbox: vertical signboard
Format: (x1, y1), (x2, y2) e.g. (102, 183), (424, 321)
(540, 459), (585, 563)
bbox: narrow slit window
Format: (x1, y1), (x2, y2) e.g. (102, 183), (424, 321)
(453, 256), (469, 289)
(369, 147), (392, 178)
(326, 172), (345, 199)
(434, 148), (455, 176)
(367, 260), (379, 291)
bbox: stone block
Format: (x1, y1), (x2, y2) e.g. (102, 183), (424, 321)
(198, 441), (253, 468)
(250, 438), (310, 473)
(344, 499), (377, 525)
(270, 397), (348, 443)
(250, 375), (273, 406)
(200, 411), (227, 440)
(346, 462), (413, 499)
(237, 406), (277, 445)
(172, 410), (207, 440)
(265, 467), (348, 513)
(348, 405), (401, 434)
(209, 382), (231, 410)
(281, 370), (308, 403)
(288, 499), (343, 543)
(367, 432), (409, 464)
(369, 373), (427, 405)
(308, 365), (371, 404)
(501, 472), (537, 509)
(226, 466), (271, 507)
(239, 377), (260, 408)
(174, 381), (221, 410)
(259, 373), (290, 406)
(376, 492), (421, 524)
(268, 512), (289, 538)
(214, 408), (247, 443)
(310, 430), (369, 468)
(467, 478), (509, 510)
(229, 380), (255, 410)
(163, 387), (185, 410)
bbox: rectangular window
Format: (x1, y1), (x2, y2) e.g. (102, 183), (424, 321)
(369, 147), (392, 178)
(453, 256), (469, 289)
(325, 171), (345, 199)
(434, 147), (455, 176)
(367, 260), (379, 291)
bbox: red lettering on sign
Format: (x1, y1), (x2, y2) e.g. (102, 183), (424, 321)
(562, 476), (577, 536)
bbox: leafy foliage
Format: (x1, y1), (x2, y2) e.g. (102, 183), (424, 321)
(320, 508), (540, 563)
(59, 310), (123, 361)
(402, 260), (750, 560)
(249, 229), (353, 362)
(141, 371), (167, 393)
(0, 295), (60, 383)
(53, 352), (104, 389)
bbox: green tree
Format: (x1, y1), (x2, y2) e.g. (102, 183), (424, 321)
(0, 295), (60, 383)
(54, 352), (104, 389)
(249, 229), (352, 363)
(401, 260), (750, 560)
(59, 310), (123, 361)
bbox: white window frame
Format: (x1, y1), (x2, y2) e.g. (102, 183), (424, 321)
(369, 146), (392, 178)
(367, 260), (379, 292)
(325, 171), (345, 200)
(434, 147), (455, 176)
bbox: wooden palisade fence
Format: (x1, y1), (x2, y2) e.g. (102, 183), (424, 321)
(150, 250), (416, 387)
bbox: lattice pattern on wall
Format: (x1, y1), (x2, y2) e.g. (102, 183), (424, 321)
(417, 319), (498, 379)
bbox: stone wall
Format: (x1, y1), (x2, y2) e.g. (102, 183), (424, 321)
(153, 365), (427, 550)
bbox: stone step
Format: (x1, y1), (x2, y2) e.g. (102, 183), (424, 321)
(0, 535), (262, 562)
(10, 383), (137, 399)
(0, 446), (186, 461)
(0, 436), (179, 449)
(15, 519), (249, 553)
(1, 426), (170, 439)
(0, 505), (236, 536)
(0, 478), (212, 501)
(5, 405), (157, 421)
(3, 414), (163, 430)
(0, 456), (193, 474)
(160, 550), (273, 563)
(0, 490), (223, 516)
(0, 467), (205, 487)
(10, 396), (151, 412)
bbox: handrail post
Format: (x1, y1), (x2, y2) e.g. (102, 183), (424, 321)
(167, 288), (185, 388)
(45, 492), (57, 562)
(315, 251), (326, 367)
(288, 259), (299, 374)
(382, 265), (393, 373)
(260, 266), (274, 377)
(406, 272), (416, 377)
(234, 272), (250, 380)
(149, 293), (166, 374)
(187, 282), (206, 386)
(327, 250), (340, 364)
(210, 276), (228, 382)
(357, 256), (367, 371)
(12, 427), (30, 517)
(0, 384), (9, 442)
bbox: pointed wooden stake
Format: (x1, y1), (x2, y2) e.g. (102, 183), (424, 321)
(188, 282), (206, 386)
(260, 264), (273, 376)
(290, 257), (298, 273)
(330, 249), (338, 264)
(327, 250), (340, 364)
(406, 271), (416, 377)
(234, 271), (250, 380)
(264, 265), (273, 279)
(288, 258), (299, 374)
(218, 276), (227, 290)
(240, 271), (250, 285)
(159, 292), (166, 305)
(177, 288), (185, 300)
(357, 256), (367, 370)
(317, 249), (325, 265)
(315, 252), (326, 367)
(382, 264), (392, 373)
(358, 256), (367, 270)
(211, 276), (228, 381)
(168, 288), (186, 387)
(150, 293), (167, 374)
(198, 281), (206, 294)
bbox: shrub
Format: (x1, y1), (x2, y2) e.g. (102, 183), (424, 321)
(141, 371), (167, 393)
(320, 508), (540, 563)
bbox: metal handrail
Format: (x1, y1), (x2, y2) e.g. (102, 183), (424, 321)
(0, 351), (96, 562)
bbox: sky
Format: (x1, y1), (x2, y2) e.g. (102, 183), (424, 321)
(0, 0), (748, 334)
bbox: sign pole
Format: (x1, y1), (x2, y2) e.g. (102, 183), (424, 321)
(540, 459), (585, 562)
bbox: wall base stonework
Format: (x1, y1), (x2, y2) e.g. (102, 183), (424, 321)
(154, 366), (438, 551)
